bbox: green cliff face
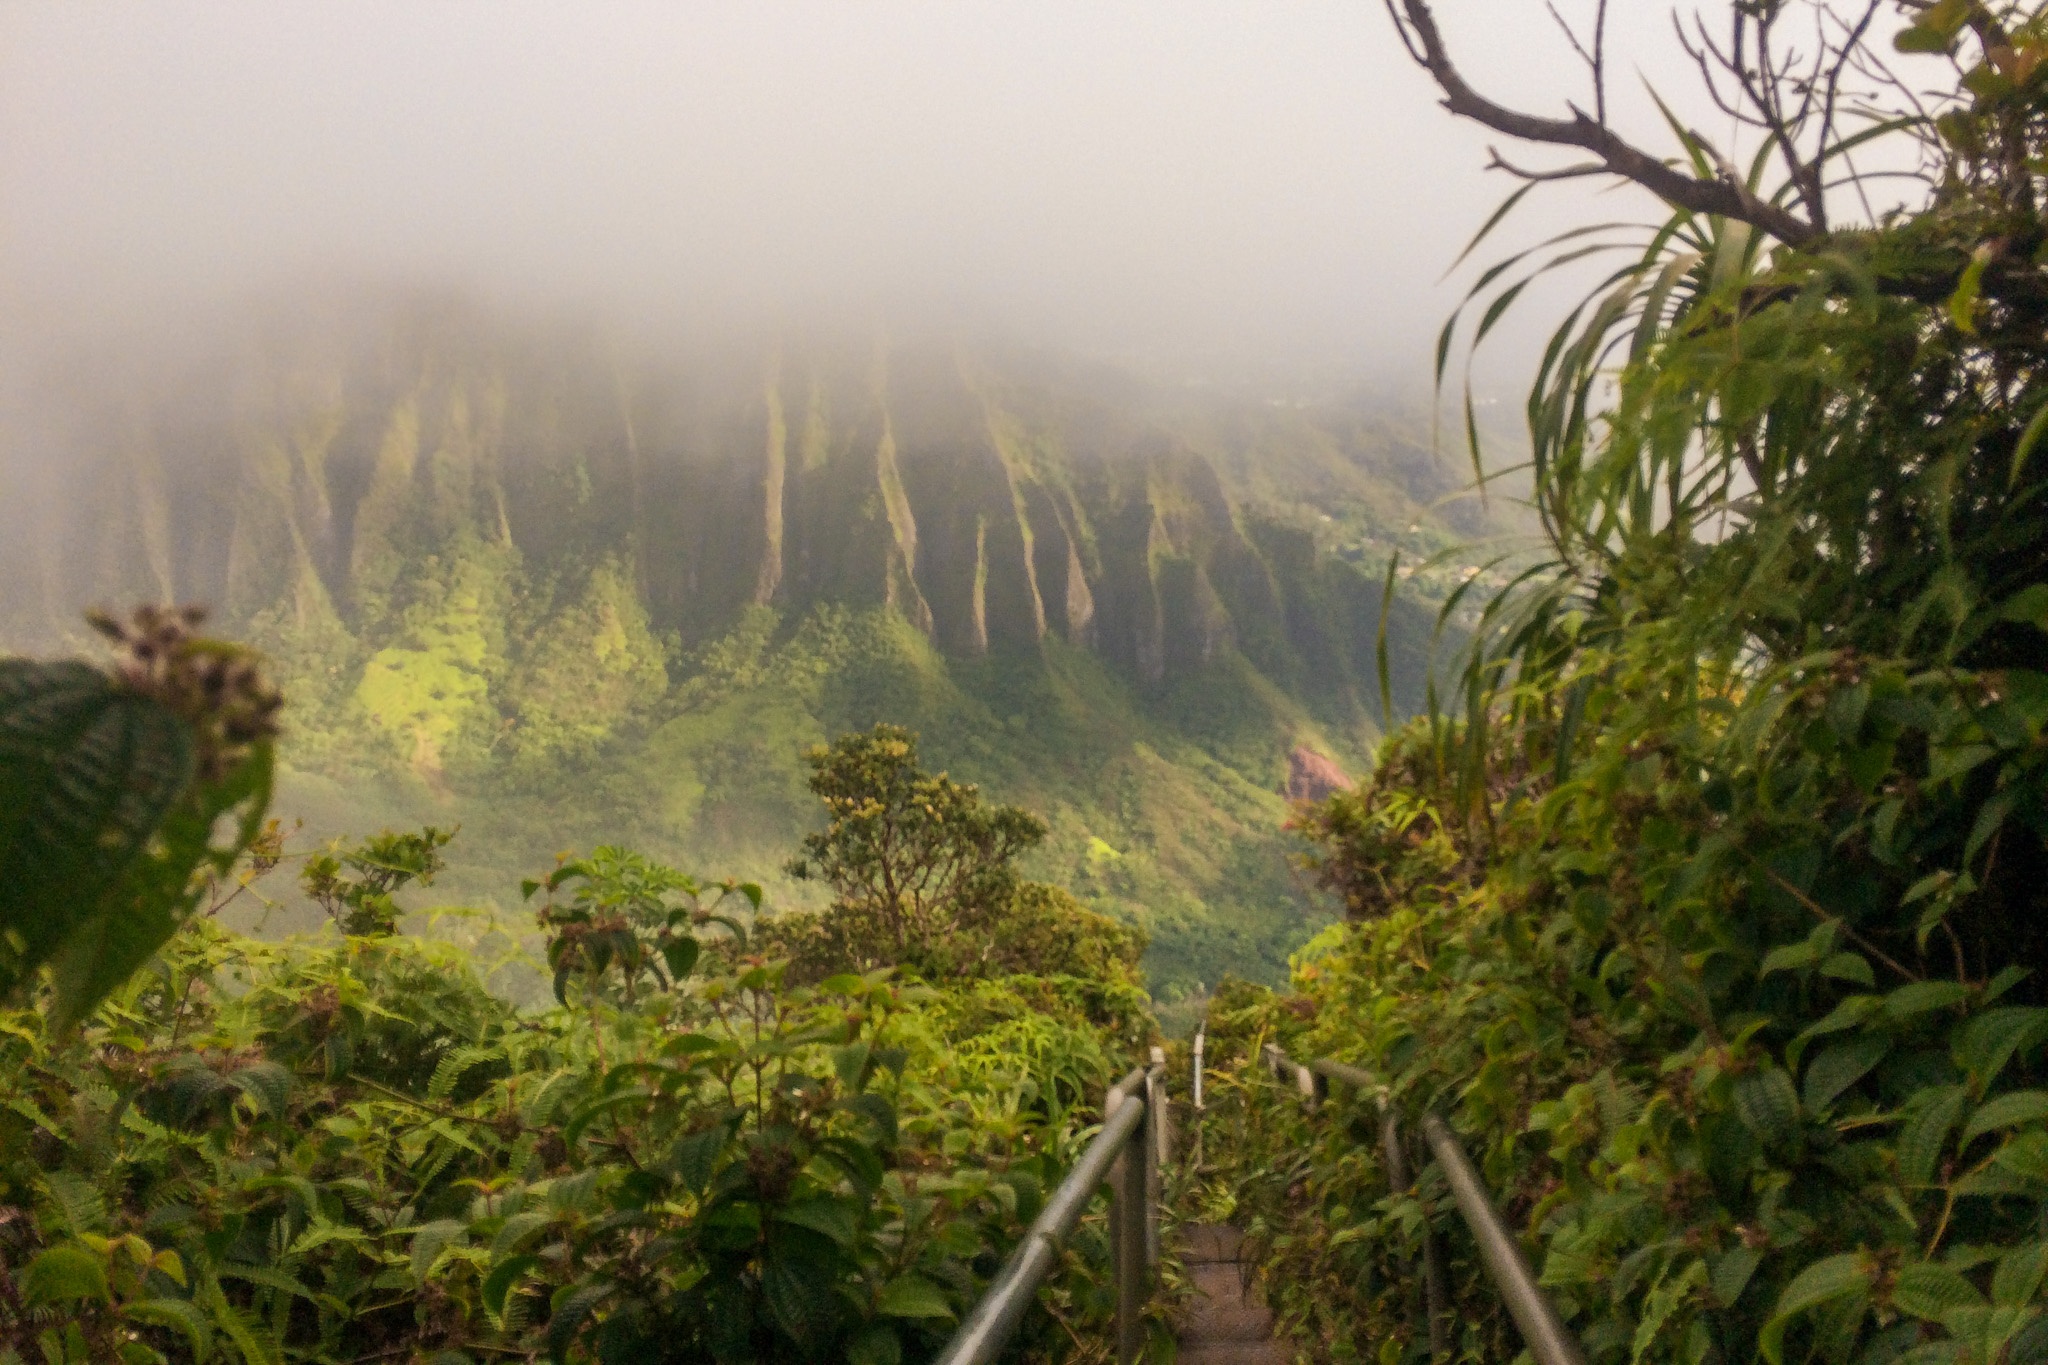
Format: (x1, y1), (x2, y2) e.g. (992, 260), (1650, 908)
(2, 302), (1467, 995)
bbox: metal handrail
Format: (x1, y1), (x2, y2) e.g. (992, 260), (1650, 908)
(1262, 1044), (1587, 1365)
(934, 1052), (1167, 1365)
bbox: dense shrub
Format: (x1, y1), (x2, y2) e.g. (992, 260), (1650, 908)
(0, 837), (1142, 1365)
(1202, 6), (2048, 1363)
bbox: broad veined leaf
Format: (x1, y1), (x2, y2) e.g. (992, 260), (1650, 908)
(1712, 1247), (1762, 1308)
(490, 1210), (554, 1258)
(1820, 953), (1877, 988)
(1805, 1035), (1890, 1113)
(1995, 1243), (2048, 1307)
(1762, 1254), (1872, 1365)
(776, 1196), (859, 1248)
(1900, 1085), (1971, 1186)
(1956, 1008), (2048, 1090)
(20, 1244), (111, 1305)
(228, 1061), (295, 1118)
(1893, 1261), (1986, 1320)
(0, 661), (195, 1002)
(1884, 981), (1971, 1022)
(1633, 1259), (1707, 1361)
(877, 1273), (955, 1320)
(661, 935), (699, 980)
(1734, 1065), (1802, 1148)
(48, 739), (273, 1032)
(483, 1253), (541, 1320)
(763, 1252), (841, 1345)
(408, 1220), (469, 1282)
(546, 1281), (613, 1362)
(1995, 1131), (2048, 1183)
(1962, 1092), (2048, 1148)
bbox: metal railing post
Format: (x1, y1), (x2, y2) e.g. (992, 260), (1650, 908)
(1108, 1067), (1152, 1365)
(1263, 1048), (1587, 1365)
(1422, 1115), (1586, 1365)
(935, 1077), (1149, 1365)
(1145, 1046), (1167, 1272)
(1376, 1109), (1450, 1362)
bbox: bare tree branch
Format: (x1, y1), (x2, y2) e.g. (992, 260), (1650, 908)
(1389, 0), (1822, 245)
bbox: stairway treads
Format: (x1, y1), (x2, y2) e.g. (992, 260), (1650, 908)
(1175, 1224), (1288, 1365)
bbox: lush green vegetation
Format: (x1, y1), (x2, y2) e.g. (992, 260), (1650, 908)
(1198, 5), (2048, 1364)
(0, 618), (1158, 1365)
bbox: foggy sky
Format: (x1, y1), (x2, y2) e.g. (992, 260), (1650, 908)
(1, 2), (1725, 389)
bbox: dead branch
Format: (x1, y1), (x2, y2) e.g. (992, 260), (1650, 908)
(1384, 0), (1821, 245)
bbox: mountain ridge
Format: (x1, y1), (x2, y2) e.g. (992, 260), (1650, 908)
(0, 300), (1479, 994)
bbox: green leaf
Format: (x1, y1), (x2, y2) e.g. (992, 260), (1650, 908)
(122, 1298), (214, 1361)
(1894, 1261), (1987, 1320)
(1949, 243), (1995, 333)
(1901, 1085), (1971, 1186)
(1962, 1092), (2048, 1148)
(228, 1061), (294, 1118)
(2001, 585), (2048, 631)
(776, 1197), (858, 1248)
(1821, 953), (1877, 988)
(1712, 1247), (1762, 1308)
(1995, 1243), (2048, 1307)
(764, 1253), (841, 1345)
(48, 740), (273, 1032)
(1896, 25), (1957, 54)
(1633, 1259), (1707, 1361)
(666, 1127), (728, 1194)
(661, 936), (700, 980)
(1804, 1035), (1890, 1113)
(848, 1323), (903, 1365)
(1956, 1008), (2048, 1089)
(547, 1282), (611, 1362)
(1734, 1066), (1802, 1148)
(0, 661), (196, 1006)
(1885, 981), (1971, 1021)
(21, 1245), (110, 1305)
(878, 1273), (955, 1320)
(1929, 743), (1995, 785)
(482, 1253), (541, 1320)
(1994, 1131), (2048, 1183)
(409, 1220), (468, 1282)
(1762, 1254), (1872, 1365)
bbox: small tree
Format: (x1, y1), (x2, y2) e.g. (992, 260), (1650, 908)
(784, 725), (1046, 971)
(302, 826), (455, 937)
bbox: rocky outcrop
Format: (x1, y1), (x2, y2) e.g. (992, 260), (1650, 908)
(1284, 746), (1352, 803)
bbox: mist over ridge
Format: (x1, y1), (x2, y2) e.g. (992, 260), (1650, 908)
(0, 287), (1498, 992)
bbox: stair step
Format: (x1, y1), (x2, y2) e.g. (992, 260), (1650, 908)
(1176, 1342), (1293, 1365)
(1175, 1224), (1287, 1365)
(1180, 1224), (1245, 1264)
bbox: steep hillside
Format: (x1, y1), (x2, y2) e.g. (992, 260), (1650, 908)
(0, 300), (1475, 994)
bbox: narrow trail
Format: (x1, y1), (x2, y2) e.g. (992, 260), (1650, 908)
(1176, 1224), (1288, 1365)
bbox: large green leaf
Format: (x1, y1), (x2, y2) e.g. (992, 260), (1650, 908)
(20, 1243), (111, 1306)
(46, 740), (273, 1032)
(1893, 1261), (1986, 1321)
(0, 660), (194, 1000)
(1961, 1092), (2048, 1149)
(877, 1273), (954, 1320)
(1804, 1035), (1890, 1113)
(1762, 1254), (1872, 1365)
(1734, 1065), (1802, 1149)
